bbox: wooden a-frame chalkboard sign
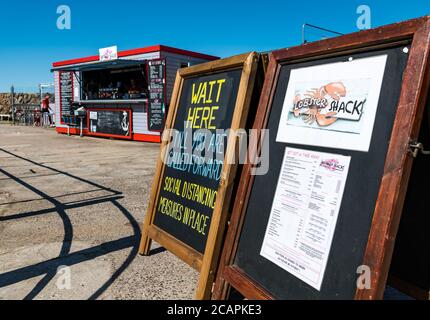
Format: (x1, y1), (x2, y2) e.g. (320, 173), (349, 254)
(139, 52), (263, 299)
(212, 16), (430, 300)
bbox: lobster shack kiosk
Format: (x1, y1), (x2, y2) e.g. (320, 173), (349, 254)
(51, 45), (218, 142)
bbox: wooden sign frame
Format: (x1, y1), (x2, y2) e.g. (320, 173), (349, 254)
(212, 16), (430, 300)
(139, 52), (260, 299)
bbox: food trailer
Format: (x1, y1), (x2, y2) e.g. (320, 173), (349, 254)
(51, 45), (218, 142)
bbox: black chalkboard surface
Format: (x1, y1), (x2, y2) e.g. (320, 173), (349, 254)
(233, 46), (409, 299)
(60, 72), (73, 117)
(88, 109), (131, 138)
(152, 69), (242, 253)
(148, 59), (166, 131)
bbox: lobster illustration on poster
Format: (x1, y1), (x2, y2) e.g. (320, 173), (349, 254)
(290, 80), (368, 131)
(276, 55), (388, 152)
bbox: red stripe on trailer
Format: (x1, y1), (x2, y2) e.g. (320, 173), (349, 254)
(52, 45), (219, 67)
(159, 45), (219, 61)
(56, 127), (161, 143)
(56, 127), (89, 135)
(133, 133), (161, 143)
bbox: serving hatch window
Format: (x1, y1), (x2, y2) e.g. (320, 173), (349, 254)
(81, 65), (148, 100)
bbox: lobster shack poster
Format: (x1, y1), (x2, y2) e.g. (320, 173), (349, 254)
(276, 55), (387, 152)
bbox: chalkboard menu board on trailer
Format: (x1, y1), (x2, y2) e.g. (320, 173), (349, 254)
(60, 72), (73, 117)
(148, 59), (166, 131)
(87, 109), (132, 139)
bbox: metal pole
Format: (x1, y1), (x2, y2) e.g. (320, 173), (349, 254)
(80, 117), (83, 137)
(10, 85), (14, 125)
(302, 23), (343, 44)
(302, 23), (306, 44)
(39, 84), (42, 104)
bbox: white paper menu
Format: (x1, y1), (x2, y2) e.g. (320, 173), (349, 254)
(260, 147), (351, 290)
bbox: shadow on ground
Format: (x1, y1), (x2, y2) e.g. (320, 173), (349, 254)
(0, 147), (165, 299)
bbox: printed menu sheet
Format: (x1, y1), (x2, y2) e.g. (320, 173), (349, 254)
(260, 147), (351, 290)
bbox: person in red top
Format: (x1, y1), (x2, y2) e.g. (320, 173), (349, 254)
(41, 94), (53, 126)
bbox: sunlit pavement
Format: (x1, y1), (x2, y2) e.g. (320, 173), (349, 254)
(0, 124), (198, 299)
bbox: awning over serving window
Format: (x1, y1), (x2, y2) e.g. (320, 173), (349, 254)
(50, 59), (146, 72)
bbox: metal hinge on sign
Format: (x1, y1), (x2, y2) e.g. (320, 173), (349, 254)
(408, 140), (430, 158)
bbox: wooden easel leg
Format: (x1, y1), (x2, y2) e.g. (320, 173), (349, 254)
(195, 209), (230, 299)
(138, 233), (152, 255)
(212, 269), (232, 300)
(195, 267), (215, 300)
(138, 214), (153, 255)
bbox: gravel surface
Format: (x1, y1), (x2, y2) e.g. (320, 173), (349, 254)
(0, 124), (198, 300)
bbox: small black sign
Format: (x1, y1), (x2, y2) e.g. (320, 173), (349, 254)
(88, 109), (131, 138)
(60, 72), (73, 117)
(148, 59), (166, 131)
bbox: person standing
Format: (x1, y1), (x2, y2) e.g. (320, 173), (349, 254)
(41, 94), (53, 126)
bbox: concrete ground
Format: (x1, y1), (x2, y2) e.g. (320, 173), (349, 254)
(0, 124), (198, 300)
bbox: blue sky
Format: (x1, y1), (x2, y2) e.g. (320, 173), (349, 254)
(0, 0), (428, 92)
